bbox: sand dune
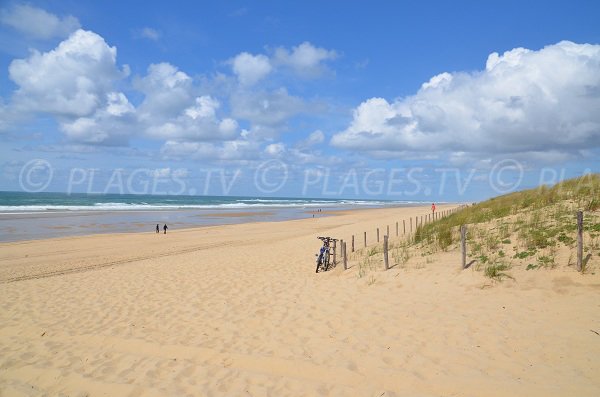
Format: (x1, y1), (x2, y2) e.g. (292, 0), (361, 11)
(1, 205), (599, 396)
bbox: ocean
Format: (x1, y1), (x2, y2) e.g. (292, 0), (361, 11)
(0, 191), (428, 242)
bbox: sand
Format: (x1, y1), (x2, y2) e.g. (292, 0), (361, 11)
(0, 205), (599, 397)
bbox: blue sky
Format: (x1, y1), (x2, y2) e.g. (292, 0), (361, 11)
(1, 0), (599, 201)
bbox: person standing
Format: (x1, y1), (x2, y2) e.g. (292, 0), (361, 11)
(156, 224), (160, 233)
(431, 203), (436, 214)
(163, 224), (168, 234)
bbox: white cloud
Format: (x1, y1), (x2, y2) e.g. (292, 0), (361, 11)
(106, 92), (135, 116)
(135, 62), (193, 122)
(6, 29), (133, 145)
(231, 52), (272, 86)
(160, 139), (261, 161)
(230, 87), (306, 137)
(0, 3), (80, 39)
(9, 29), (127, 117)
(185, 96), (219, 119)
(59, 91), (135, 145)
(139, 27), (161, 41)
(331, 41), (600, 160)
(295, 129), (325, 149)
(145, 95), (239, 141)
(153, 168), (171, 178)
(264, 142), (286, 157)
(274, 42), (337, 78)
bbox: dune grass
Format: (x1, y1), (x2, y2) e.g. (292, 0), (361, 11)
(354, 174), (599, 281)
(414, 174), (600, 251)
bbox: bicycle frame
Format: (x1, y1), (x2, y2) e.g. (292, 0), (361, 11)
(315, 236), (337, 273)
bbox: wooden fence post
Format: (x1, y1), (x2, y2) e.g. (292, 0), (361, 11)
(396, 222), (398, 236)
(383, 235), (389, 270)
(377, 228), (380, 242)
(403, 219), (406, 235)
(460, 225), (467, 269)
(343, 242), (348, 270)
(352, 235), (355, 252)
(364, 231), (367, 248)
(333, 239), (337, 265)
(410, 217), (413, 234)
(577, 211), (583, 272)
(387, 225), (389, 237)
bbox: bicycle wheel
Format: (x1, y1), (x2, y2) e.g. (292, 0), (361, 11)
(323, 251), (330, 271)
(315, 253), (323, 273)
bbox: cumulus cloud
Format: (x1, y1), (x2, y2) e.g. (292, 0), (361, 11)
(2, 24), (335, 154)
(273, 42), (337, 78)
(230, 42), (337, 85)
(331, 41), (600, 160)
(133, 64), (239, 141)
(145, 95), (239, 141)
(264, 142), (286, 157)
(9, 29), (128, 117)
(231, 52), (272, 86)
(6, 29), (134, 144)
(135, 62), (193, 121)
(230, 87), (306, 138)
(0, 3), (80, 39)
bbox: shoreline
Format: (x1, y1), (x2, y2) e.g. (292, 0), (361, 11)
(0, 203), (436, 243)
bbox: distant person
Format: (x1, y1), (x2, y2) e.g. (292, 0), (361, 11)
(156, 224), (159, 233)
(431, 203), (436, 214)
(163, 224), (168, 234)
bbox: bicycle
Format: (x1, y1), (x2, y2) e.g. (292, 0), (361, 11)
(315, 236), (338, 273)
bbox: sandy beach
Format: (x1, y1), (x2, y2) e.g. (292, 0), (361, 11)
(1, 204), (599, 397)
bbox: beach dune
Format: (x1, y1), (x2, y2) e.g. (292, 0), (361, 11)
(1, 205), (599, 396)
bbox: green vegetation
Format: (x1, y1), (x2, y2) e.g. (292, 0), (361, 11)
(484, 262), (513, 281)
(353, 174), (599, 282)
(414, 174), (600, 250)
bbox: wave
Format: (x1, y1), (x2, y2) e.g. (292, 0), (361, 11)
(0, 198), (431, 213)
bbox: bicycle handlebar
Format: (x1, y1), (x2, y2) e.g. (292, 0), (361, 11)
(317, 236), (338, 241)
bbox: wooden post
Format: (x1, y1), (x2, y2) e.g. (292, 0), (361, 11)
(403, 219), (406, 235)
(395, 222), (398, 236)
(364, 231), (367, 247)
(387, 225), (389, 237)
(351, 235), (355, 252)
(421, 215), (423, 226)
(460, 225), (467, 269)
(410, 217), (413, 234)
(377, 228), (380, 242)
(383, 235), (389, 270)
(343, 242), (348, 270)
(577, 211), (583, 272)
(333, 239), (337, 265)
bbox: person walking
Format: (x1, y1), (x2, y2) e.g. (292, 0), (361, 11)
(156, 224), (160, 233)
(163, 224), (168, 234)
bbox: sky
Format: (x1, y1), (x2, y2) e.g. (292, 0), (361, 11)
(0, 0), (599, 201)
